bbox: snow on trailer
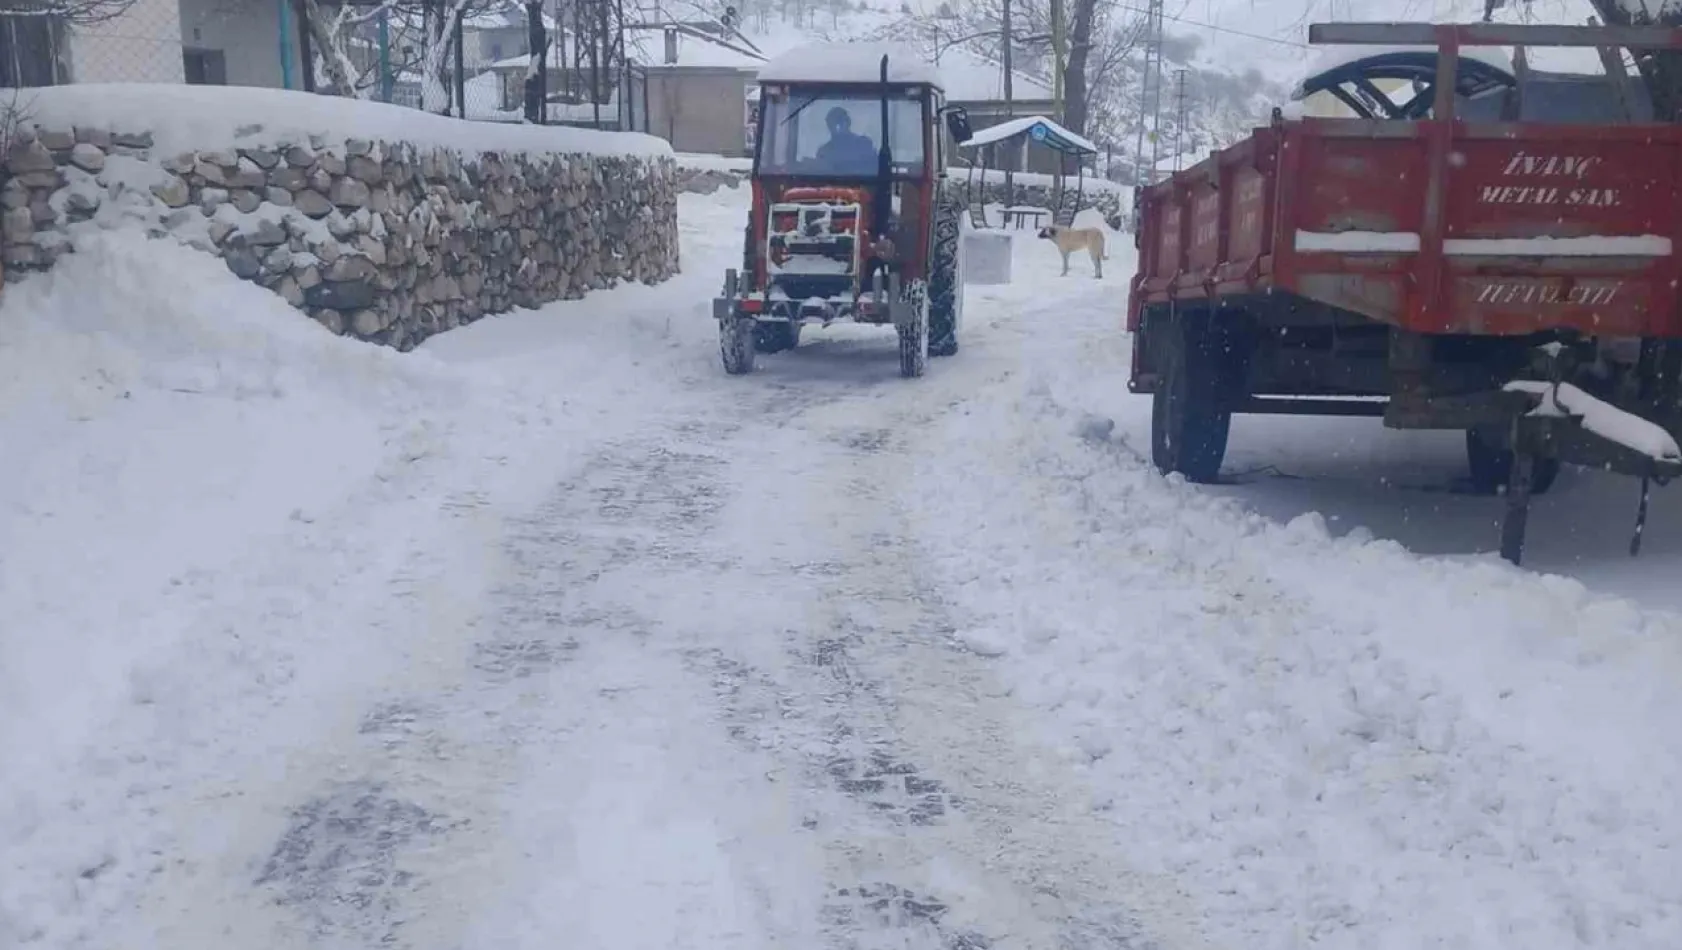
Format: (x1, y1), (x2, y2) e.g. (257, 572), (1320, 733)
(1128, 21), (1682, 565)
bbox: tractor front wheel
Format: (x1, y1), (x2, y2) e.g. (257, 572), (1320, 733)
(720, 317), (757, 375)
(898, 281), (929, 378)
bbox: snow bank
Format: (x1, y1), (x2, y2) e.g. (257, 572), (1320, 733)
(0, 190), (735, 946)
(0, 230), (487, 850)
(676, 152), (753, 172)
(906, 251), (1682, 947)
(15, 83), (671, 160)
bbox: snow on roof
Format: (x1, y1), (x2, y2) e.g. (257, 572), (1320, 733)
(21, 83), (671, 159)
(756, 42), (941, 87)
(962, 114), (1098, 154)
(937, 46), (1053, 103)
(624, 27), (766, 71)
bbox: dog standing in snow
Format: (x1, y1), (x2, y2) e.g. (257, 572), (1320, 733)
(1037, 224), (1108, 279)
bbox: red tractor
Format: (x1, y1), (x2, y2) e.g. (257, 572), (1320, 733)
(713, 43), (974, 377)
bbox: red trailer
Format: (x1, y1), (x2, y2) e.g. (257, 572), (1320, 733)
(1128, 21), (1682, 563)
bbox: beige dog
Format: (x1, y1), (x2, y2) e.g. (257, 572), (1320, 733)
(1037, 224), (1107, 278)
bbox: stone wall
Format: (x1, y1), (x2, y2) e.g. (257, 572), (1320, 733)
(3, 123), (679, 350)
(675, 164), (1125, 230)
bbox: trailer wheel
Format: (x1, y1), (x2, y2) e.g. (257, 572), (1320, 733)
(1467, 429), (1559, 495)
(928, 194), (962, 358)
(720, 317), (757, 375)
(1150, 310), (1232, 483)
(754, 321), (801, 354)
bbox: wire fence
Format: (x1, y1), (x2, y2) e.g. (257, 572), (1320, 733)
(0, 0), (648, 134)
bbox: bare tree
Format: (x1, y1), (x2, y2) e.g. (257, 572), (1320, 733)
(295, 0), (406, 97)
(522, 0), (548, 121)
(891, 0), (1144, 139)
(0, 0), (137, 24)
(294, 0), (497, 111)
(1582, 0), (1682, 121)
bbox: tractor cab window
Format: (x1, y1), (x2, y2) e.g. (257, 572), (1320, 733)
(756, 87), (927, 179)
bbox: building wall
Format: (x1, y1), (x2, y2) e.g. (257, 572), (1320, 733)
(178, 0), (301, 88)
(66, 0), (186, 83)
(465, 25), (527, 69)
(647, 69), (751, 157)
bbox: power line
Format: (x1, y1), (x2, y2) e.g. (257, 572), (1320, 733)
(1172, 67), (1188, 171)
(1109, 1), (1314, 49)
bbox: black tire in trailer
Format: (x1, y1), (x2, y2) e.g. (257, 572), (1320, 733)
(1150, 307), (1234, 484)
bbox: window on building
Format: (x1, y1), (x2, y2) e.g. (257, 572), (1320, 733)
(0, 13), (65, 86)
(183, 48), (227, 85)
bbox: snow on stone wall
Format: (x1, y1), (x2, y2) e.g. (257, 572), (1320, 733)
(2, 89), (680, 351)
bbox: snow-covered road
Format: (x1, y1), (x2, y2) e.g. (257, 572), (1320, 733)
(5, 186), (1682, 950)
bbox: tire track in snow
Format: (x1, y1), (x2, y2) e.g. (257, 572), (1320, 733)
(676, 342), (1215, 950)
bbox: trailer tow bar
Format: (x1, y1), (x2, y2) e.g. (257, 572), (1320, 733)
(1631, 474), (1674, 557)
(1499, 417), (1536, 567)
(1632, 477), (1654, 557)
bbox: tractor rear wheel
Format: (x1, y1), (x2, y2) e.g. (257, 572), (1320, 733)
(1467, 428), (1559, 495)
(928, 193), (963, 358)
(1150, 309), (1232, 483)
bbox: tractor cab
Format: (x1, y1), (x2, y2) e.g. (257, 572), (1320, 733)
(714, 42), (973, 378)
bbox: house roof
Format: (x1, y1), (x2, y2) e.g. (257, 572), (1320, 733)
(937, 46), (1053, 103)
(757, 42), (941, 86)
(624, 26), (766, 70)
(963, 114), (1097, 154)
(462, 7), (559, 32)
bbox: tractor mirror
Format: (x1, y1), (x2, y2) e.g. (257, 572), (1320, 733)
(944, 106), (973, 144)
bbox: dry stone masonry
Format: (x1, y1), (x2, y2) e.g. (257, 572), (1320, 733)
(4, 122), (679, 350)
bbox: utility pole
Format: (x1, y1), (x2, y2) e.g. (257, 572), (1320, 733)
(1049, 0), (1065, 120)
(1001, 0), (1013, 115)
(1131, 0), (1164, 184)
(1001, 0), (1015, 203)
(1172, 68), (1187, 172)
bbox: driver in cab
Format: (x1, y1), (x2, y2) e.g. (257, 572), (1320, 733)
(816, 106), (877, 174)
